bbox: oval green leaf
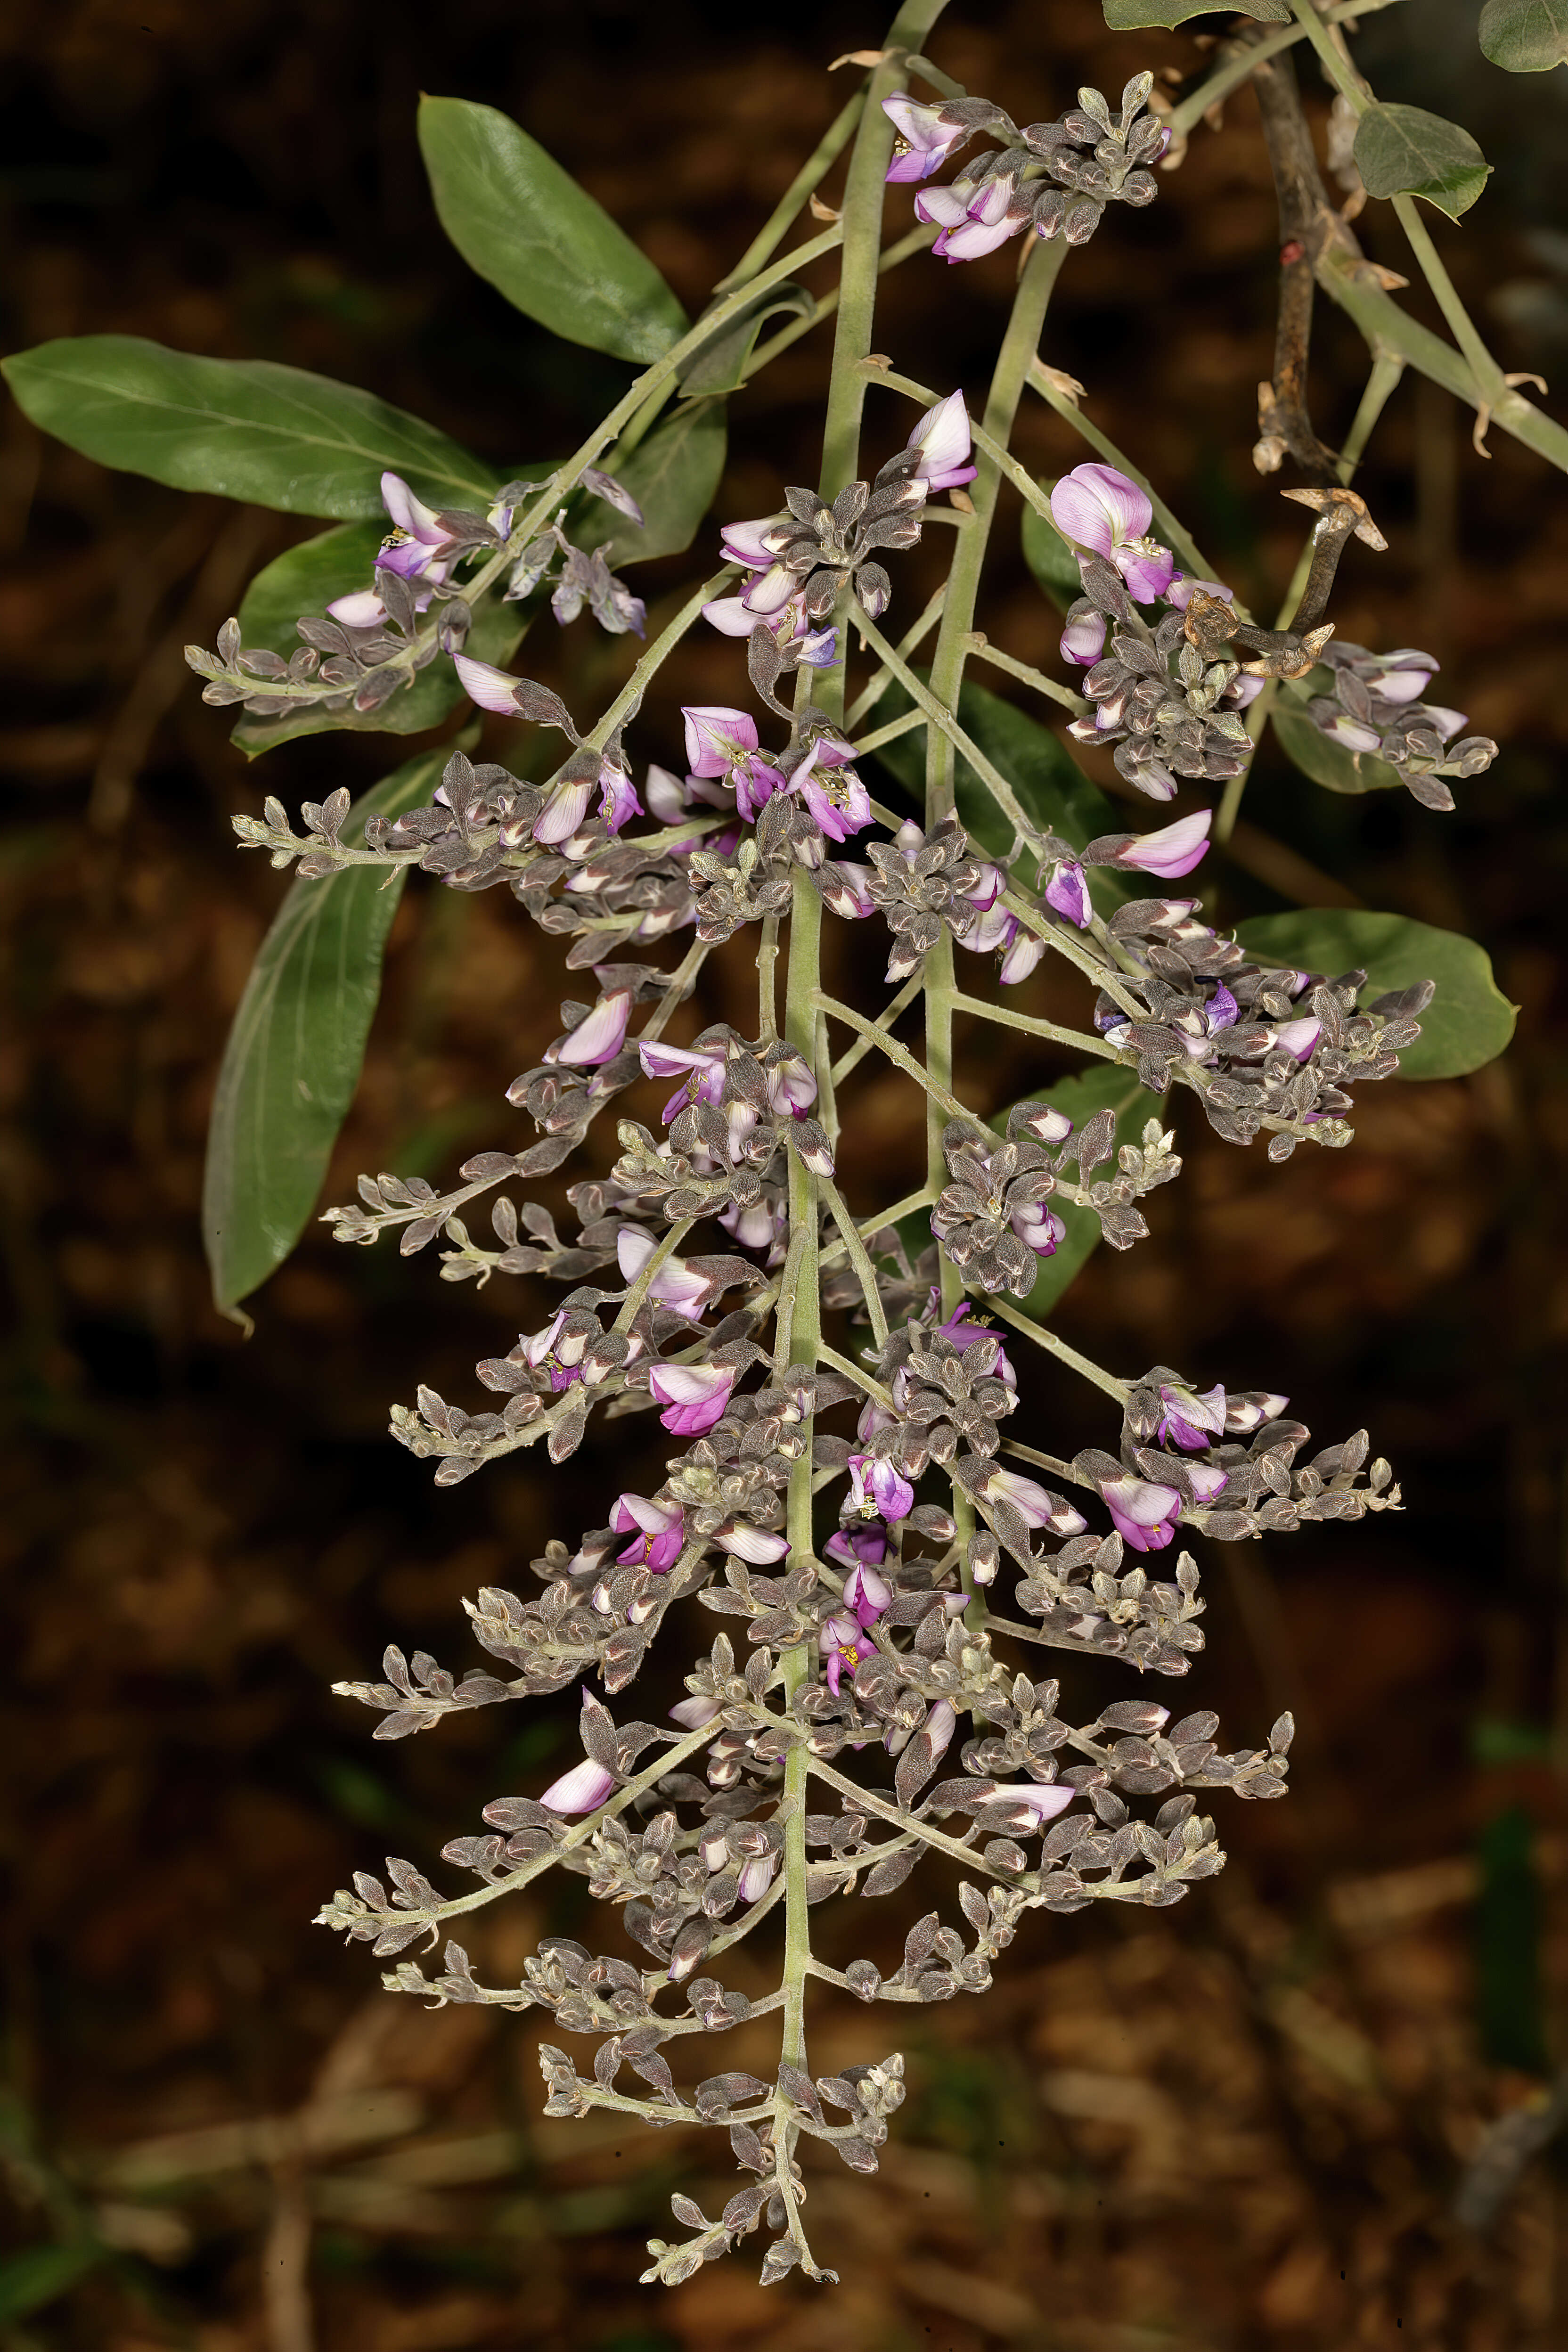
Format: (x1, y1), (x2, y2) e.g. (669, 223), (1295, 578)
(1103, 0), (1289, 24)
(579, 398), (728, 567)
(1270, 700), (1405, 795)
(1, 336), (498, 517)
(418, 96), (688, 364)
(1021, 490), (1085, 616)
(1352, 103), (1493, 221)
(204, 744), (464, 1315)
(1233, 908), (1515, 1080)
(1479, 0), (1568, 72)
(994, 1064), (1155, 1317)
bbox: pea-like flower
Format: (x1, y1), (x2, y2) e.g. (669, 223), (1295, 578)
(904, 390), (977, 492)
(543, 987), (634, 1068)
(1099, 1472), (1184, 1552)
(647, 1361), (738, 1437)
(846, 1452), (915, 1525)
(612, 1491), (686, 1573)
(882, 96), (970, 183)
(1049, 463), (1176, 603)
(819, 1610), (877, 1696)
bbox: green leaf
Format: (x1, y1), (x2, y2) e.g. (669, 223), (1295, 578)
(579, 399), (727, 567)
(1233, 909), (1516, 1080)
(994, 1064), (1153, 1317)
(0, 2242), (104, 2325)
(203, 745), (462, 1315)
(678, 283), (815, 396)
(418, 96), (688, 364)
(1, 336), (497, 517)
(1479, 0), (1568, 72)
(229, 535), (528, 755)
(1269, 699), (1405, 795)
(1102, 0), (1289, 26)
(1352, 103), (1493, 221)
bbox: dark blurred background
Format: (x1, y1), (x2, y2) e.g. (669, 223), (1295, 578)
(3, 2), (1568, 2346)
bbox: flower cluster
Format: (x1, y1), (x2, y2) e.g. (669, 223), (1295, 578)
(187, 464), (649, 723)
(1092, 895), (1434, 1157)
(884, 74), (1168, 261)
(707, 393), (975, 707)
(1050, 464), (1261, 800)
(1298, 640), (1499, 811)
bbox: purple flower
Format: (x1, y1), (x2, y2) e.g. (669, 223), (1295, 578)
(328, 471), (455, 627)
(906, 390), (977, 492)
(647, 1361), (737, 1437)
(1060, 606), (1109, 667)
(846, 1453), (915, 1525)
(1013, 1198), (1066, 1258)
(544, 987), (634, 1068)
(764, 1047), (817, 1118)
(683, 705), (757, 776)
(540, 1694), (618, 1815)
(598, 764), (642, 834)
(917, 171), (1028, 263)
(819, 1609), (876, 1696)
(1049, 463), (1176, 603)
(1185, 1462), (1229, 1505)
(615, 1226), (714, 1319)
(842, 1560), (893, 1627)
(1156, 1380), (1228, 1451)
(1044, 860), (1093, 928)
(977, 1466), (1087, 1535)
(719, 515), (780, 569)
(639, 1038), (728, 1122)
(788, 737), (872, 843)
(719, 1192), (785, 1256)
(522, 1309), (587, 1392)
(1110, 810), (1212, 881)
(678, 703), (782, 819)
(612, 1491), (686, 1573)
(1274, 1017), (1322, 1061)
(825, 1525), (890, 1574)
(882, 96), (968, 183)
(1100, 1473), (1183, 1552)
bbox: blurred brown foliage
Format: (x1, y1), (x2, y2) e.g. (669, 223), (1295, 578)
(2, 2), (1568, 2347)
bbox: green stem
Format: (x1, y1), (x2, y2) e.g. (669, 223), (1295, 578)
(829, 971), (924, 1084)
(715, 91), (867, 294)
(1165, 0), (1404, 139)
(988, 1297), (1131, 1404)
(948, 990), (1117, 1058)
(1026, 357), (1225, 590)
(961, 632), (1087, 715)
(744, 223), (937, 382)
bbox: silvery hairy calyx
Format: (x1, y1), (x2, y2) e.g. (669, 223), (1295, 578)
(6, 0), (1519, 2295)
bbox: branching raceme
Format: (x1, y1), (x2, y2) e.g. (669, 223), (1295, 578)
(11, 0), (1547, 2297)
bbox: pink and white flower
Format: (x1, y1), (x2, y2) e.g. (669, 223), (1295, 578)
(905, 390), (977, 492)
(612, 1491), (685, 1574)
(647, 1361), (738, 1437)
(1049, 463), (1176, 603)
